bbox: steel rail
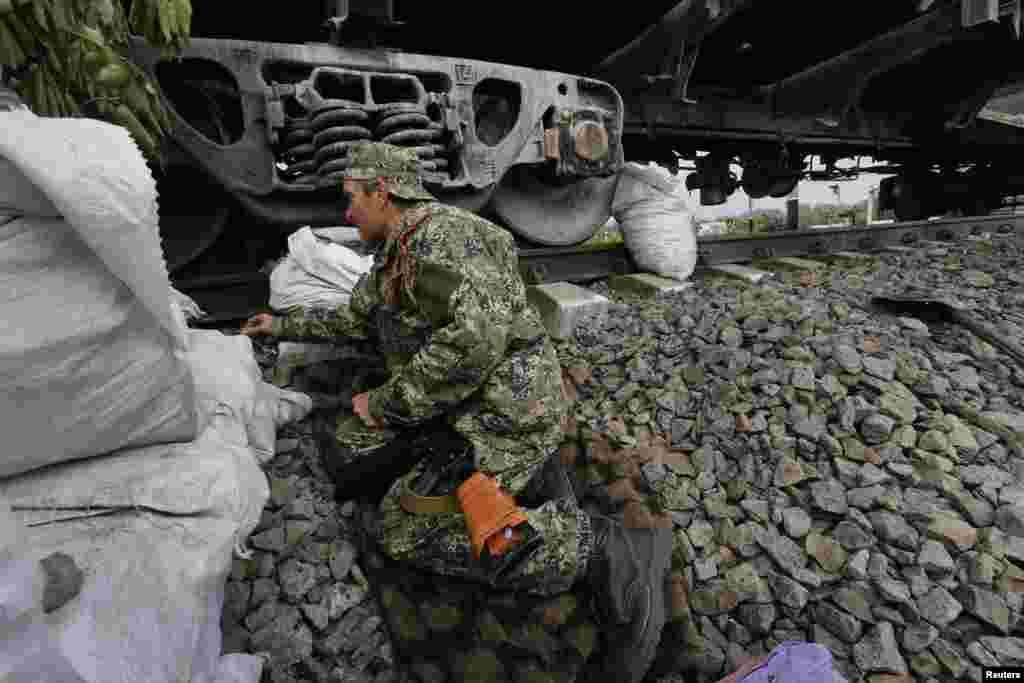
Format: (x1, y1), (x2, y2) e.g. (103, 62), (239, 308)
(178, 213), (1024, 325)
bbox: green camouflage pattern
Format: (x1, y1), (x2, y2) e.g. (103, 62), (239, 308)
(273, 200), (589, 593)
(341, 141), (435, 200)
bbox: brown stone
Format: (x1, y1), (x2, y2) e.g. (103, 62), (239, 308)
(718, 546), (738, 566)
(866, 675), (914, 683)
(558, 441), (580, 468)
(718, 590), (740, 611)
(799, 272), (818, 287)
(623, 501), (656, 529)
(736, 414), (753, 433)
(862, 337), (882, 354)
(607, 417), (628, 437)
(662, 451), (692, 471)
(651, 513), (674, 530)
(1007, 575), (1024, 594)
(560, 369), (579, 403)
(561, 415), (578, 437)
(668, 572), (690, 621)
(567, 365), (592, 386)
(588, 436), (619, 465)
(864, 447), (882, 465)
(606, 478), (643, 504)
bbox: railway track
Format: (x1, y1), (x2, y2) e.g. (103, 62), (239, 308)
(177, 213), (1024, 326)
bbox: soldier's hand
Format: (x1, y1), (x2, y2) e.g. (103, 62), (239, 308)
(241, 313), (274, 337)
(353, 392), (385, 429)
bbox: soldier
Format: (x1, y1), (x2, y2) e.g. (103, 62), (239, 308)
(242, 142), (672, 682)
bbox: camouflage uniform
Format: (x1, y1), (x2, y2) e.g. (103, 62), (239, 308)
(272, 143), (592, 596)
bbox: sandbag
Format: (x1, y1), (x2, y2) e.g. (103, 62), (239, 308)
(269, 226), (374, 311)
(0, 108), (198, 479)
(0, 328), (311, 683)
(612, 162), (697, 281)
(185, 330), (313, 464)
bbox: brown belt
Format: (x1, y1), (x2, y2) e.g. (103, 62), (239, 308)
(399, 484), (461, 516)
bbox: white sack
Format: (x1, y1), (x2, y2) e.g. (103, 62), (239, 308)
(0, 328), (312, 683)
(0, 108), (199, 478)
(172, 286), (207, 321)
(269, 226), (374, 311)
(611, 162), (698, 281)
(185, 330), (313, 464)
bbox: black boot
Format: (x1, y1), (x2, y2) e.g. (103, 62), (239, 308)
(583, 514), (673, 683)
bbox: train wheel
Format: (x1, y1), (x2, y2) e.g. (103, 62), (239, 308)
(156, 165), (233, 273)
(488, 165), (618, 246)
(154, 83), (235, 273)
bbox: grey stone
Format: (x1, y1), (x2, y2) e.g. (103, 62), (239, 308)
(861, 414), (896, 445)
(811, 479), (848, 515)
(278, 559), (318, 604)
(815, 602), (863, 644)
(754, 525), (808, 579)
(694, 558), (719, 582)
(847, 549), (870, 580)
(875, 578), (912, 605)
(979, 637), (1024, 666)
(251, 527), (287, 553)
(917, 586), (963, 628)
(301, 603), (330, 632)
(790, 367), (816, 391)
(812, 623), (851, 660)
(324, 582), (369, 621)
(1000, 486), (1024, 506)
(330, 540), (357, 582)
(793, 418), (827, 442)
(903, 622), (940, 654)
(963, 466), (1013, 489)
(902, 567), (933, 598)
(691, 641), (726, 677)
(918, 540), (955, 575)
(869, 511), (920, 551)
(848, 485), (887, 510)
(868, 552), (890, 582)
(857, 463), (891, 488)
(863, 357), (897, 382)
(833, 585), (876, 622)
(950, 366), (981, 393)
(769, 573), (810, 611)
(245, 599), (283, 633)
(834, 520), (877, 550)
(782, 508), (812, 538)
(853, 622), (906, 674)
(738, 603), (776, 636)
(224, 580), (251, 623)
(995, 505), (1024, 537)
(966, 641), (1001, 668)
(931, 638), (969, 678)
(248, 605), (305, 661)
(957, 585), (1012, 634)
(833, 345), (863, 373)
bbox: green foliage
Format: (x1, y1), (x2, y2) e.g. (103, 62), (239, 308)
(716, 201), (869, 238)
(0, 0), (192, 162)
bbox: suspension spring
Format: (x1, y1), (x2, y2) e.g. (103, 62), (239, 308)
(310, 103), (374, 188)
(372, 102), (450, 181)
(277, 116), (318, 185)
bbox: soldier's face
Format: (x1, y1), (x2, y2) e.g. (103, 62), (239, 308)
(343, 179), (390, 241)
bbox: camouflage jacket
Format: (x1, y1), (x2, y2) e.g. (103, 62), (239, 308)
(272, 202), (566, 444)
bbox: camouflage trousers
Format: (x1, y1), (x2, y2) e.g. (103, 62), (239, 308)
(329, 412), (594, 597)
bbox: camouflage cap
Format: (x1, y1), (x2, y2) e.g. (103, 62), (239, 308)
(342, 142), (435, 201)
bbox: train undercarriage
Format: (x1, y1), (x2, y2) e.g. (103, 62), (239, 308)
(128, 0), (1024, 275)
